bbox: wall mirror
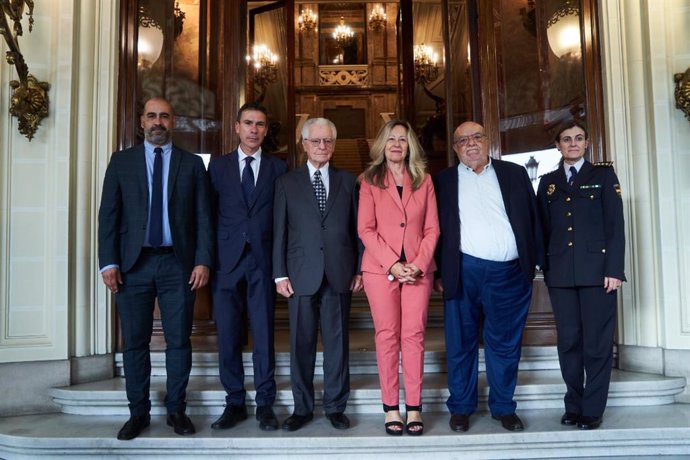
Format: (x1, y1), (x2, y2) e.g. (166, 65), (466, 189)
(318, 3), (367, 65)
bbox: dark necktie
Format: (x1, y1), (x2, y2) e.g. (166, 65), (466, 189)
(313, 169), (326, 215)
(149, 147), (164, 247)
(568, 166), (578, 186)
(242, 156), (255, 205)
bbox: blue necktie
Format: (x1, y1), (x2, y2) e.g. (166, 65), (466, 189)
(242, 156), (255, 205)
(313, 169), (326, 215)
(149, 147), (163, 247)
(569, 166), (578, 186)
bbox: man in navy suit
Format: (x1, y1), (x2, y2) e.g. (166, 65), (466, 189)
(208, 102), (287, 431)
(99, 97), (213, 440)
(434, 121), (539, 433)
(273, 118), (362, 431)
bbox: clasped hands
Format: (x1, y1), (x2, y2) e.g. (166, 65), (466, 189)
(389, 261), (422, 284)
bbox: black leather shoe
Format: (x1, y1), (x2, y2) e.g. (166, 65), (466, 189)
(281, 413), (313, 431)
(117, 415), (150, 440)
(492, 413), (524, 431)
(561, 412), (580, 426)
(577, 415), (602, 430)
(256, 406), (279, 431)
(211, 404), (248, 430)
(449, 413), (470, 432)
(166, 411), (196, 435)
(326, 412), (351, 429)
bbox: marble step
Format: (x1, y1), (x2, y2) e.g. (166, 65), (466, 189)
(51, 369), (686, 416)
(2, 405), (690, 459)
(114, 346), (564, 377)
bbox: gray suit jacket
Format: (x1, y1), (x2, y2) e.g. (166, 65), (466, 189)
(98, 144), (214, 273)
(272, 164), (360, 295)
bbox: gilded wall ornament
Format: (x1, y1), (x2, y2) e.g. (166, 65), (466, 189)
(674, 67), (690, 122)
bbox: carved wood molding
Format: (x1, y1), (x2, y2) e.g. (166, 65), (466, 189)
(319, 65), (369, 86)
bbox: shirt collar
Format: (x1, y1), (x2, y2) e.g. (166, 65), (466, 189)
(457, 157), (493, 175)
(307, 161), (329, 180)
(237, 146), (262, 162)
(563, 157), (585, 174)
(144, 141), (172, 155)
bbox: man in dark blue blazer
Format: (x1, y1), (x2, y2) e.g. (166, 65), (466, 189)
(208, 102), (287, 431)
(273, 118), (362, 432)
(98, 97), (213, 440)
(434, 121), (539, 433)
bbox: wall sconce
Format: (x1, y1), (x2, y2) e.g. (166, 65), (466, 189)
(368, 4), (387, 32)
(298, 8), (318, 33)
(247, 44), (279, 102)
(674, 67), (690, 122)
(524, 155), (540, 183)
(333, 16), (355, 48)
(1, 0), (50, 141)
(413, 43), (439, 85)
(546, 0), (581, 59)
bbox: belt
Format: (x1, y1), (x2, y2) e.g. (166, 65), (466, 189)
(142, 246), (174, 255)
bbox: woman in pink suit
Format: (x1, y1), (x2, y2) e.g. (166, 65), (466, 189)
(358, 120), (440, 436)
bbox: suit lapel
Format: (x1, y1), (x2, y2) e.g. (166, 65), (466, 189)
(167, 147), (182, 201)
(226, 151), (245, 207)
(250, 154), (271, 209)
(492, 160), (513, 216)
(135, 145), (148, 205)
(324, 166), (341, 219)
(554, 159), (569, 193)
(298, 165), (322, 215)
(401, 169), (413, 209)
(384, 169), (404, 213)
(574, 160), (593, 188)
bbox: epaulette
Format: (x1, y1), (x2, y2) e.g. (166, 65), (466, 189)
(594, 161), (614, 167)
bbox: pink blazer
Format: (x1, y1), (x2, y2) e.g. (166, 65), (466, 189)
(358, 168), (440, 275)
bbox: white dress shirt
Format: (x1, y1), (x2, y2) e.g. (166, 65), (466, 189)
(237, 146), (262, 184)
(306, 161), (330, 198)
(457, 159), (519, 262)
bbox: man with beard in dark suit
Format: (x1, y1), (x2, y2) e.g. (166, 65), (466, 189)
(209, 102), (287, 431)
(434, 121), (539, 433)
(273, 117), (362, 431)
(99, 97), (213, 440)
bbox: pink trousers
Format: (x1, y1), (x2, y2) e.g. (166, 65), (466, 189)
(363, 272), (432, 407)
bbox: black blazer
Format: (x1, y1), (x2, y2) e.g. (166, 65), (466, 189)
(98, 144), (213, 273)
(536, 160), (625, 287)
(433, 159), (539, 300)
(208, 150), (287, 276)
(272, 164), (360, 295)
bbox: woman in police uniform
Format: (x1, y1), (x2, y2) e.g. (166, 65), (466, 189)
(536, 120), (625, 430)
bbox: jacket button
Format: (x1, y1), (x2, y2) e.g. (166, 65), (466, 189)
(321, 225), (326, 230)
(400, 223), (405, 227)
(566, 212), (572, 217)
(566, 197), (571, 202)
(567, 227), (573, 231)
(568, 242), (573, 247)
(590, 194), (594, 199)
(602, 249), (606, 253)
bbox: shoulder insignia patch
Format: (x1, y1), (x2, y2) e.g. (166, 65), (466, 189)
(594, 161), (614, 167)
(614, 183), (622, 197)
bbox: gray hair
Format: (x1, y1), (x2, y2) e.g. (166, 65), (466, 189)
(301, 117), (338, 140)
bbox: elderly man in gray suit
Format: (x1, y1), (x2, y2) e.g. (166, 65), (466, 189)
(273, 117), (362, 432)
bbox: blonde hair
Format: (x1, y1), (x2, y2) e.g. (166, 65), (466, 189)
(362, 120), (427, 190)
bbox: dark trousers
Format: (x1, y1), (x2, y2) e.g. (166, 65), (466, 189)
(548, 286), (617, 418)
(288, 276), (351, 416)
(444, 253), (531, 416)
(117, 251), (195, 416)
(212, 246), (276, 407)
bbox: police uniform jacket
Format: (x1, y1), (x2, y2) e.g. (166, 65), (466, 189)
(536, 160), (625, 287)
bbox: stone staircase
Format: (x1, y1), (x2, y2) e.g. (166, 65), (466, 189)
(1, 333), (689, 459)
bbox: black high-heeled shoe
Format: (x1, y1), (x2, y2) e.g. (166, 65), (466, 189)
(383, 404), (404, 436)
(405, 404), (424, 436)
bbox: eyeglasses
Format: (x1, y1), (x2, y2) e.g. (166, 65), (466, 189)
(305, 138), (335, 147)
(454, 133), (485, 146)
(559, 135), (586, 144)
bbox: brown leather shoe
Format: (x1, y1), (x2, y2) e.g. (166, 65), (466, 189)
(449, 413), (470, 432)
(492, 413), (524, 431)
(117, 415), (150, 440)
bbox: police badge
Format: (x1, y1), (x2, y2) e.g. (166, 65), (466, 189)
(547, 184), (556, 196)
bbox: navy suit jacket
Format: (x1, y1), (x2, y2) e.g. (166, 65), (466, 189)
(98, 144), (213, 273)
(208, 150), (287, 276)
(272, 164), (360, 295)
(433, 159), (539, 300)
(536, 160), (625, 287)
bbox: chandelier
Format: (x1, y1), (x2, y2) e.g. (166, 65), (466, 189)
(333, 16), (354, 48)
(368, 4), (387, 32)
(138, 0), (186, 40)
(546, 0), (581, 59)
(298, 8), (318, 33)
(247, 44), (279, 98)
(413, 43), (439, 85)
